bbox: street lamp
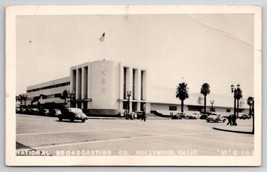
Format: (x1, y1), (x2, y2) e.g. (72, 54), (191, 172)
(68, 90), (75, 107)
(126, 91), (131, 113)
(210, 100), (214, 112)
(247, 97), (255, 134)
(231, 84), (243, 126)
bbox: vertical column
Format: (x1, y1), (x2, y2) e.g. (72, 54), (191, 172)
(136, 69), (141, 101)
(128, 67), (133, 112)
(81, 67), (85, 100)
(75, 69), (78, 99)
(119, 63), (124, 110)
(76, 68), (79, 107)
(141, 70), (147, 101)
(87, 65), (90, 108)
(137, 102), (141, 111)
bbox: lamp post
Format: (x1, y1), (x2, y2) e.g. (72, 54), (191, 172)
(68, 90), (75, 107)
(248, 97), (255, 134)
(210, 100), (214, 112)
(127, 91), (131, 113)
(231, 84), (243, 126)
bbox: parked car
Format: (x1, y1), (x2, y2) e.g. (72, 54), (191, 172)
(41, 109), (50, 116)
(186, 114), (198, 119)
(238, 113), (251, 120)
(200, 112), (210, 119)
(176, 112), (186, 119)
(171, 114), (182, 119)
(206, 113), (226, 123)
(184, 111), (201, 119)
(16, 107), (20, 113)
(58, 108), (88, 122)
(50, 109), (62, 116)
(29, 108), (39, 115)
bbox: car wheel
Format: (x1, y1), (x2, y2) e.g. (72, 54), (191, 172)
(82, 119), (85, 123)
(70, 118), (74, 122)
(59, 117), (62, 121)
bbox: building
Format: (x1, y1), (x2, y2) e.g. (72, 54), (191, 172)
(25, 60), (148, 115)
(23, 59), (248, 116)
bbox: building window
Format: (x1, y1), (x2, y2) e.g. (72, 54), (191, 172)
(27, 81), (71, 93)
(226, 109), (231, 112)
(169, 106), (177, 111)
(187, 105), (202, 111)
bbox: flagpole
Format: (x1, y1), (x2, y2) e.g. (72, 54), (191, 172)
(100, 32), (106, 59)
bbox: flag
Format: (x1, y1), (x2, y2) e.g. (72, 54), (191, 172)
(100, 32), (105, 42)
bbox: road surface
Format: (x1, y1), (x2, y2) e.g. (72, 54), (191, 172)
(16, 114), (254, 156)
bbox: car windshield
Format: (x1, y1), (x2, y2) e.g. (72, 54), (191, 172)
(68, 108), (83, 113)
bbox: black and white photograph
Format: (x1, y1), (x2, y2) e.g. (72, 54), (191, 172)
(5, 5), (262, 166)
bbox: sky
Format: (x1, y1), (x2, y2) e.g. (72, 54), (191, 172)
(16, 14), (254, 101)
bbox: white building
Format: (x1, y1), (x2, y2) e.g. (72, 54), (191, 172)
(24, 59), (248, 116)
(70, 60), (147, 115)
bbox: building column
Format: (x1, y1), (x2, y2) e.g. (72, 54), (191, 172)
(137, 102), (141, 111)
(128, 67), (133, 112)
(119, 63), (124, 109)
(87, 65), (90, 109)
(136, 69), (141, 101)
(81, 67), (85, 100)
(140, 70), (147, 101)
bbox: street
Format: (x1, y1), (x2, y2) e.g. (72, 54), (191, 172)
(16, 114), (254, 156)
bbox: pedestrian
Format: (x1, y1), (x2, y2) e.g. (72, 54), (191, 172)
(227, 114), (232, 126)
(141, 110), (146, 122)
(232, 114), (237, 126)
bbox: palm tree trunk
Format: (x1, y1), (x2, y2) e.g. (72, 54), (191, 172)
(204, 95), (206, 113)
(252, 103), (255, 134)
(239, 99), (241, 119)
(252, 114), (255, 134)
(181, 100), (184, 113)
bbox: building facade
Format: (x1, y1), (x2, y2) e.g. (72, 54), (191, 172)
(26, 77), (70, 105)
(70, 60), (147, 115)
(22, 60), (248, 115)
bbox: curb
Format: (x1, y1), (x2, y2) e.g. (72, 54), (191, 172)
(213, 127), (253, 134)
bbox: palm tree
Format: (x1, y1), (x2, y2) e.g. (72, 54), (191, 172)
(200, 83), (210, 113)
(176, 82), (189, 112)
(17, 94), (27, 106)
(247, 97), (254, 134)
(61, 90), (68, 104)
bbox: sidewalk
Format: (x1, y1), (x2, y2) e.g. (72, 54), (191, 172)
(213, 122), (253, 134)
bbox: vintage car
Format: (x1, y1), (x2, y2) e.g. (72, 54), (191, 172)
(206, 113), (226, 123)
(41, 109), (50, 116)
(29, 108), (39, 115)
(238, 113), (251, 120)
(58, 108), (88, 122)
(176, 112), (186, 119)
(50, 109), (62, 116)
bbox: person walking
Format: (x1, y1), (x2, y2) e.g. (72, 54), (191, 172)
(141, 110), (146, 122)
(227, 114), (233, 126)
